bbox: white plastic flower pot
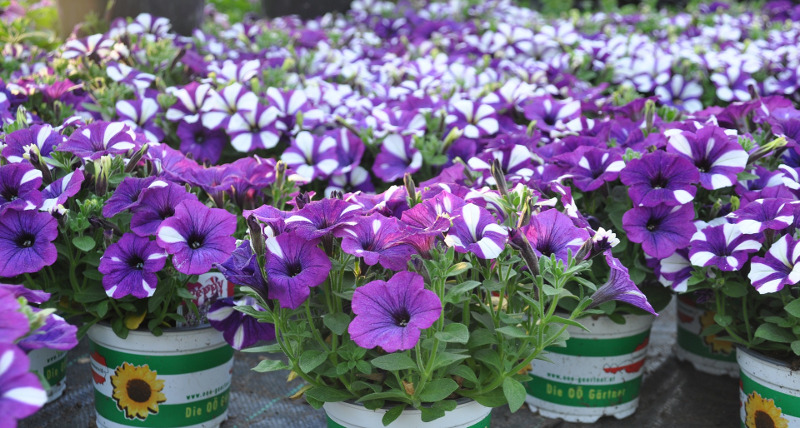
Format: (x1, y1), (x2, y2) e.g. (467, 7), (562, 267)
(738, 347), (800, 427)
(675, 295), (738, 377)
(525, 313), (655, 423)
(323, 400), (491, 428)
(87, 324), (233, 428)
(27, 347), (68, 403)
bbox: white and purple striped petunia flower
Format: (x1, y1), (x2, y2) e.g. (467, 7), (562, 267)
(227, 105), (281, 152)
(655, 74), (703, 113)
(208, 297), (275, 350)
(589, 250), (656, 315)
(16, 312), (78, 352)
(444, 203), (508, 259)
(523, 95), (581, 133)
(367, 108), (426, 138)
(40, 169), (85, 213)
(749, 234), (800, 293)
(336, 213), (416, 271)
(689, 223), (763, 271)
(285, 198), (362, 240)
(107, 61), (155, 90)
(0, 344), (48, 426)
(520, 208), (590, 263)
(58, 121), (138, 161)
(372, 134), (423, 182)
(348, 271), (441, 353)
(657, 248), (694, 292)
(0, 163), (42, 214)
(61, 34), (116, 60)
(156, 200), (238, 275)
(130, 181), (196, 236)
(445, 100), (499, 139)
(116, 98), (164, 143)
(620, 150), (700, 207)
(200, 83), (258, 130)
(264, 231), (331, 309)
(98, 233), (167, 298)
(281, 131), (340, 182)
(555, 146), (626, 192)
(166, 82), (213, 124)
(727, 198), (795, 235)
(1, 124), (63, 164)
(667, 125), (748, 190)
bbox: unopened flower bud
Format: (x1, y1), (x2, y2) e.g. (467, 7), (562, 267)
(247, 215), (265, 258)
(575, 237), (593, 261)
(491, 158), (508, 196)
(404, 173), (418, 207)
(125, 143), (149, 173)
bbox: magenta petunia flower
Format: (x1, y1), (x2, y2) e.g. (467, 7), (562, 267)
(130, 182), (197, 236)
(749, 234), (800, 293)
(0, 210), (58, 278)
(208, 297), (275, 350)
(156, 200), (237, 275)
(40, 170), (85, 213)
(336, 213), (416, 271)
(0, 344), (48, 426)
(620, 151), (700, 207)
(349, 271), (441, 353)
(99, 233), (167, 298)
(667, 126), (748, 190)
(623, 204), (696, 259)
(284, 198), (362, 240)
(689, 223), (762, 271)
(58, 121), (138, 161)
(0, 163), (42, 215)
(264, 231), (331, 309)
(0, 288), (29, 344)
(444, 203), (508, 259)
(589, 251), (656, 315)
(520, 209), (589, 263)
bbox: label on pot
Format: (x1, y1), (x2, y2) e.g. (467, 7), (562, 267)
(89, 340), (233, 427)
(740, 371), (800, 427)
(526, 329), (649, 409)
(325, 410), (491, 428)
(176, 273), (234, 328)
(28, 348), (67, 399)
(676, 297), (736, 362)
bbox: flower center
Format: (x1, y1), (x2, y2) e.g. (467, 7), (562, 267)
(1, 187), (18, 201)
(696, 157), (712, 173)
(187, 233), (204, 250)
(646, 217), (661, 231)
(15, 232), (35, 248)
(393, 308), (411, 327)
(194, 132), (205, 144)
(126, 379), (152, 403)
(650, 173), (668, 189)
(128, 256), (145, 270)
(286, 262), (303, 277)
(754, 410), (775, 428)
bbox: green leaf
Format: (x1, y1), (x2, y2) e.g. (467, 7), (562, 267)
(449, 365), (478, 384)
(472, 388), (507, 407)
(299, 350), (328, 373)
(72, 235), (96, 252)
(242, 343), (282, 353)
(435, 323), (469, 344)
(371, 353), (417, 371)
(323, 313), (351, 336)
(502, 377), (527, 412)
(418, 378), (458, 402)
(383, 405), (405, 426)
(447, 262), (472, 277)
(468, 328), (497, 347)
(252, 359), (290, 373)
(74, 287), (108, 303)
(721, 281), (748, 298)
(304, 385), (353, 403)
(755, 324), (794, 343)
(785, 300), (800, 318)
(420, 406), (445, 422)
(792, 341), (800, 356)
(496, 326), (529, 339)
(355, 360), (372, 375)
(714, 313), (732, 327)
(433, 352), (469, 370)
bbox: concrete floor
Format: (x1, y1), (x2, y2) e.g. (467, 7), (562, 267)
(22, 299), (739, 427)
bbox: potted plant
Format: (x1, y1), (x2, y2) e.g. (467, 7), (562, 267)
(0, 114), (261, 427)
(215, 166), (655, 427)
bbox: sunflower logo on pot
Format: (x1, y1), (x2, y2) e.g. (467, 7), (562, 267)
(110, 363), (167, 420)
(699, 310), (733, 354)
(745, 391), (788, 428)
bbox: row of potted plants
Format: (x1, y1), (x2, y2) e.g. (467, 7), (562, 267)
(2, 0), (800, 427)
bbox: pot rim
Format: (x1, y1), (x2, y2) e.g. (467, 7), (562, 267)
(735, 344), (794, 369)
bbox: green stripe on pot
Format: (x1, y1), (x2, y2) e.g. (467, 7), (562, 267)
(94, 388), (229, 427)
(676, 326), (736, 362)
(41, 356), (67, 385)
(525, 375), (640, 407)
(545, 330), (650, 357)
(326, 412), (491, 428)
(741, 371), (800, 416)
(89, 342), (233, 375)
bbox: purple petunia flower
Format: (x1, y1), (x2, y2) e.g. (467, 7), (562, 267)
(1, 125), (63, 164)
(116, 98), (164, 143)
(667, 126), (748, 190)
(130, 182), (197, 236)
(0, 344), (48, 426)
(201, 83), (258, 130)
(281, 131), (339, 182)
(216, 240), (268, 291)
(102, 177), (161, 218)
(520, 209), (589, 263)
(0, 283), (49, 304)
(264, 231), (331, 309)
(689, 223), (762, 271)
(523, 95), (581, 132)
(0, 163), (42, 215)
(0, 288), (29, 344)
(348, 271), (441, 353)
(444, 203), (508, 259)
(622, 204), (696, 259)
(553, 146), (625, 192)
(0, 210), (58, 278)
(166, 82), (213, 124)
(657, 248), (694, 292)
(208, 297), (275, 350)
(17, 313), (78, 352)
(40, 170), (85, 213)
(372, 134), (423, 182)
(284, 198), (362, 240)
(58, 121), (138, 161)
(749, 234), (800, 293)
(227, 105), (281, 152)
(589, 251), (657, 315)
(620, 151), (700, 207)
(336, 213), (416, 271)
(176, 121), (227, 165)
(107, 62), (155, 90)
(99, 233), (167, 298)
(156, 200), (237, 275)
(445, 100), (499, 139)
(727, 198), (795, 235)
(655, 75), (703, 113)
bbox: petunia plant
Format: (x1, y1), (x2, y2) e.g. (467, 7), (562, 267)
(221, 176), (655, 424)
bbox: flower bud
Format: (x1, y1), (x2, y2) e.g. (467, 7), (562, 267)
(247, 215), (265, 259)
(404, 173), (418, 207)
(125, 143), (149, 173)
(491, 158), (508, 197)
